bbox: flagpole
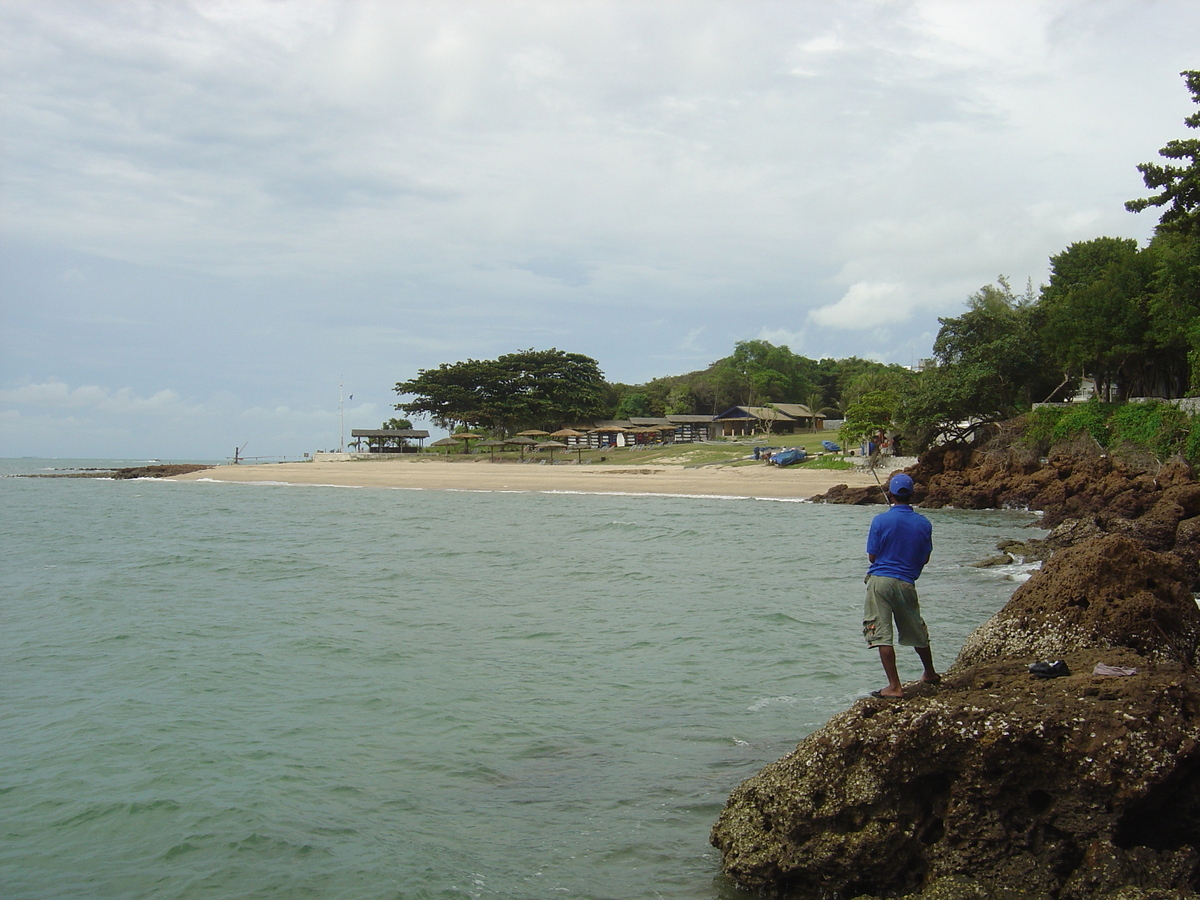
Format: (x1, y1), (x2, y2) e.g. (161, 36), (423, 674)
(339, 377), (345, 452)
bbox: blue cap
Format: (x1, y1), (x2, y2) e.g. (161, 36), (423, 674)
(888, 474), (914, 498)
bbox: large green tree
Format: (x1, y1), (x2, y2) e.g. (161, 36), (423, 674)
(1039, 239), (1153, 400)
(898, 278), (1056, 449)
(395, 349), (608, 435)
(707, 340), (818, 408)
(1145, 230), (1200, 395)
(1125, 70), (1200, 396)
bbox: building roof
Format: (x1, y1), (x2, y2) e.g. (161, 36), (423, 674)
(351, 429), (431, 439)
(772, 403), (822, 420)
(714, 404), (822, 421)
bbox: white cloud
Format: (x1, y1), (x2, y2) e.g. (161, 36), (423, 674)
(755, 328), (808, 353)
(0, 379), (187, 414)
(809, 283), (914, 330)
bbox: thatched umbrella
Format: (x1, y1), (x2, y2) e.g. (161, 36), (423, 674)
(535, 440), (568, 463)
(451, 432), (485, 453)
(505, 435), (538, 460)
(517, 429), (550, 437)
(477, 439), (506, 461)
(549, 428), (587, 460)
(430, 437), (458, 453)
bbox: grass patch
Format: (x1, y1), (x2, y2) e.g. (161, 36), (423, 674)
(797, 456), (856, 471)
(1023, 399), (1198, 464)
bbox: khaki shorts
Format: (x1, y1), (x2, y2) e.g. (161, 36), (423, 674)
(863, 575), (930, 648)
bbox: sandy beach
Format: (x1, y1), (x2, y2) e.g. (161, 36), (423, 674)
(170, 456), (890, 500)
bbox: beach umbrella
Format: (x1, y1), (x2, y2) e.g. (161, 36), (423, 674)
(505, 436), (538, 460)
(535, 440), (568, 463)
(549, 428), (587, 457)
(550, 428), (585, 446)
(451, 433), (485, 453)
(477, 439), (506, 460)
(430, 437), (458, 453)
(517, 429), (550, 437)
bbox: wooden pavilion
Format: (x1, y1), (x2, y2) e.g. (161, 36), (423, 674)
(350, 428), (430, 453)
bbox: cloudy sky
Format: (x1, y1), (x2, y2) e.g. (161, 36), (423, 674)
(1, 0), (1197, 459)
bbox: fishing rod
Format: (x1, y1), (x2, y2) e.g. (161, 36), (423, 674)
(869, 464), (892, 505)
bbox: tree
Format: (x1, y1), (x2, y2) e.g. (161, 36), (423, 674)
(712, 340), (818, 408)
(613, 392), (652, 419)
(1144, 230), (1200, 395)
(897, 278), (1057, 450)
(841, 366), (914, 411)
(1040, 239), (1153, 400)
(1126, 70), (1200, 236)
(395, 349), (608, 435)
(382, 417), (413, 430)
(1122, 70), (1200, 397)
(839, 391), (896, 452)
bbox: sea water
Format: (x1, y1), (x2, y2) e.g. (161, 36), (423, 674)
(0, 459), (1041, 899)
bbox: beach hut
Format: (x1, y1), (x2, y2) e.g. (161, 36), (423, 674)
(350, 428), (430, 454)
(590, 424), (629, 449)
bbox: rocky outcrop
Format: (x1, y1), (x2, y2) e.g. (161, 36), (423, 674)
(711, 646), (1200, 899)
(954, 534), (1200, 670)
(20, 464), (213, 479)
(715, 443), (1200, 899)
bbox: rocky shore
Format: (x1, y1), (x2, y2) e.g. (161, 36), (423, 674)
(20, 464), (214, 479)
(711, 437), (1200, 899)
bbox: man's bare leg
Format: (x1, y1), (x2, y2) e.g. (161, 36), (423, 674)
(915, 645), (940, 684)
(876, 645), (903, 697)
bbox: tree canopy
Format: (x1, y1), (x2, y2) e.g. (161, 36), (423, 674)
(394, 349), (608, 436)
(1126, 70), (1200, 236)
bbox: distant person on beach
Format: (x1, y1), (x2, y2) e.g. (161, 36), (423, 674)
(862, 473), (940, 699)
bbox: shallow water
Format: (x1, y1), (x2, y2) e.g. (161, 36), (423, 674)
(0, 459), (1041, 899)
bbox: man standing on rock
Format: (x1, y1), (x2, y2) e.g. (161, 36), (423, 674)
(863, 473), (940, 698)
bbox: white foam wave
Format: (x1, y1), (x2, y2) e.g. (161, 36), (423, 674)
(748, 695), (798, 711)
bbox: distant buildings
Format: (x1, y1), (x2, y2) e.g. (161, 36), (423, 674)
(352, 404), (824, 453)
(713, 404), (824, 437)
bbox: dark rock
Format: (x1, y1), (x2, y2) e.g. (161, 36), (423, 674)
(19, 464), (214, 480)
(811, 483), (887, 505)
(711, 649), (1200, 899)
(996, 538), (1051, 562)
(109, 464), (213, 479)
(954, 534), (1200, 670)
(970, 554), (1014, 568)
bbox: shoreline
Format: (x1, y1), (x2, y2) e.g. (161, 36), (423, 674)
(168, 456), (888, 500)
